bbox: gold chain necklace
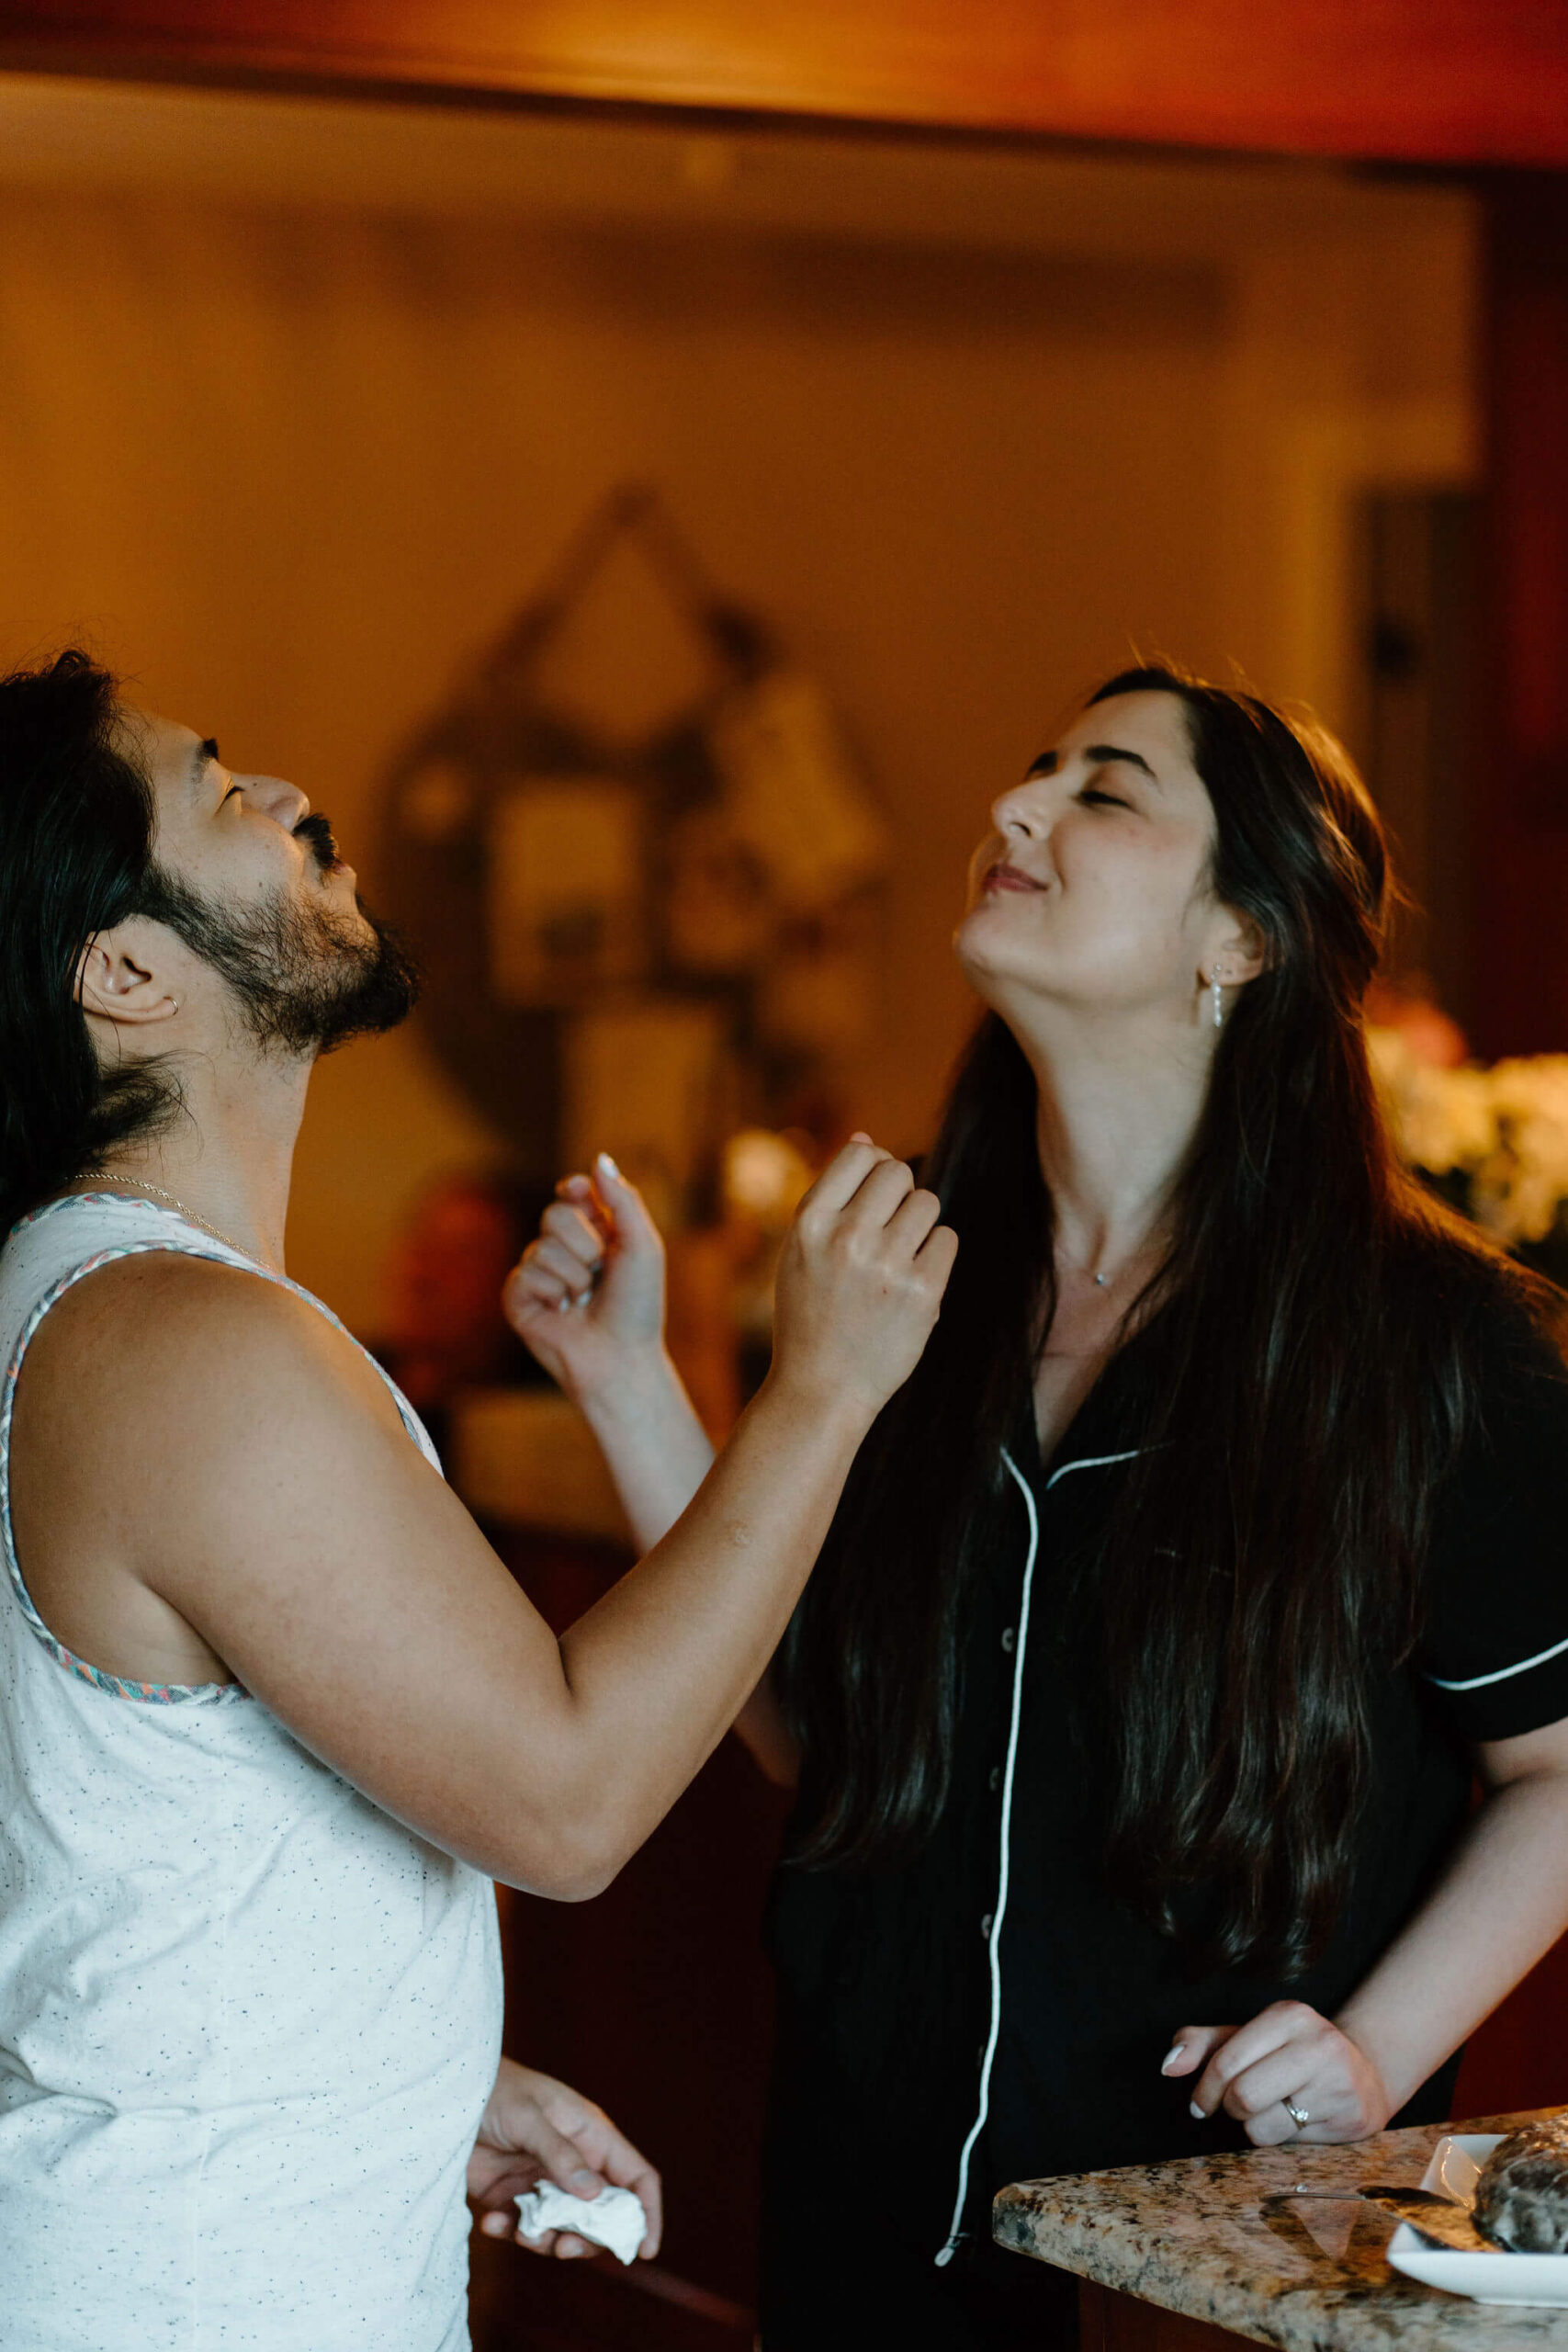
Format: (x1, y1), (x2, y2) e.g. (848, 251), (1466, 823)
(75, 1171), (252, 1261)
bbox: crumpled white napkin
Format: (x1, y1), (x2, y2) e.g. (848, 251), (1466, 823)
(513, 2180), (647, 2266)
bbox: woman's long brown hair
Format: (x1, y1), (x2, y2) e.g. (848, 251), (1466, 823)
(776, 665), (1538, 1974)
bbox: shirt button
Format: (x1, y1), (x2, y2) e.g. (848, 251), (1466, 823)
(1001, 1627), (1016, 1653)
(988, 1765), (1001, 1792)
(980, 1912), (994, 1939)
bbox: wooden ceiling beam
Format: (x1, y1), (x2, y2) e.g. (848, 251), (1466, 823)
(2, 1), (1567, 167)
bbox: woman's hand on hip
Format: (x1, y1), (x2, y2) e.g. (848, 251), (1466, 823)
(1164, 2002), (1394, 2144)
(503, 1156), (666, 1406)
(767, 1135), (957, 1422)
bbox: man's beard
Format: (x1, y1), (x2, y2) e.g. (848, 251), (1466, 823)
(138, 819), (420, 1056)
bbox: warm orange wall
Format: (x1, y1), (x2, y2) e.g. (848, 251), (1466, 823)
(0, 80), (1476, 1329)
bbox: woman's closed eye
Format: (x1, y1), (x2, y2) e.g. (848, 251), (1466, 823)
(1077, 787), (1131, 810)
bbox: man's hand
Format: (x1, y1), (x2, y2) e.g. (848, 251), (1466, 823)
(468, 2057), (662, 2261)
(766, 1136), (956, 1421)
(1163, 2001), (1393, 2145)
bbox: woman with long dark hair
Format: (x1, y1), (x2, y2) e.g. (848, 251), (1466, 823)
(508, 667), (1568, 2349)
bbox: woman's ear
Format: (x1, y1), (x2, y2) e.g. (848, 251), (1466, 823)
(75, 923), (181, 1029)
(1209, 910), (1269, 989)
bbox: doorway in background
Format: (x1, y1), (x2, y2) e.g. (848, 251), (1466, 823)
(1354, 488), (1481, 1035)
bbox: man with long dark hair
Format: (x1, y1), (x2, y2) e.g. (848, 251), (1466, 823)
(0, 650), (957, 2351)
(512, 666), (1568, 2349)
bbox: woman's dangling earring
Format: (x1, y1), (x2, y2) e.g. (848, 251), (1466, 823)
(1212, 969), (1224, 1030)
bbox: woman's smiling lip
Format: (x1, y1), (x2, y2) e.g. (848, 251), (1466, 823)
(984, 860), (1047, 894)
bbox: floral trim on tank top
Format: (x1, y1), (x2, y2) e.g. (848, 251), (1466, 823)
(2, 1198), (439, 1705)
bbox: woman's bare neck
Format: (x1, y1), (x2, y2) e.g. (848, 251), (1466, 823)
(1012, 1013), (1198, 1460)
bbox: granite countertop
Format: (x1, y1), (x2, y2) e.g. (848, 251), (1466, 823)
(994, 2109), (1568, 2349)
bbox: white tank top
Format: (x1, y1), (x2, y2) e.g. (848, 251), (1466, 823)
(0, 1194), (504, 2352)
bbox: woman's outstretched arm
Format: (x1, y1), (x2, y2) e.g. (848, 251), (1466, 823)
(505, 1154), (810, 1786)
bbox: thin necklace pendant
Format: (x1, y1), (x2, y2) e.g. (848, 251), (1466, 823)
(76, 1170), (250, 1261)
(1094, 1272), (1109, 1287)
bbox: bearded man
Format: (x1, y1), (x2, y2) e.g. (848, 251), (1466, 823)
(0, 650), (954, 2352)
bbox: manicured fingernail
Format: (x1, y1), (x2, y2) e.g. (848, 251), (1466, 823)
(480, 2211), (509, 2236)
(596, 1152), (621, 1182)
(1162, 2046), (1184, 2074)
(1190, 2100), (1206, 2120)
(572, 2170), (601, 2193)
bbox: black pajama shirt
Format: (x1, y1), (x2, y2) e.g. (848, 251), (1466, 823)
(760, 1294), (1568, 2350)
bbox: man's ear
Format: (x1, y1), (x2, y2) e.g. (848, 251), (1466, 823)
(75, 922), (182, 1030)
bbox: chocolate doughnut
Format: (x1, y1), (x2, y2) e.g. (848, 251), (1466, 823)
(1473, 2117), (1568, 2253)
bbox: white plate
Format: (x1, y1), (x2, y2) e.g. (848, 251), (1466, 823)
(1387, 2133), (1568, 2306)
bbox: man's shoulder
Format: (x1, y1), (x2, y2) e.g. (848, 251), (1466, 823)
(23, 1249), (388, 1441)
(39, 1246), (315, 1346)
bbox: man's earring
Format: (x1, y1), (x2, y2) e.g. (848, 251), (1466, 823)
(1212, 970), (1225, 1029)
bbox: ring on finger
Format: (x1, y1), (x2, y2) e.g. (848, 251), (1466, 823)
(1283, 2099), (1311, 2132)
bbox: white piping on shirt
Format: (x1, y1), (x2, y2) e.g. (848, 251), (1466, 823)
(935, 1444), (1144, 2268)
(1427, 1629), (1568, 1692)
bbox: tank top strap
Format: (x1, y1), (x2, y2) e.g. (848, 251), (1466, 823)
(6, 1192), (441, 1467)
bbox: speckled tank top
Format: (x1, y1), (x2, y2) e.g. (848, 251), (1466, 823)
(0, 1194), (504, 2352)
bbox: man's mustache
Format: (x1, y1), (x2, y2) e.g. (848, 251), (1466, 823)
(293, 813), (341, 873)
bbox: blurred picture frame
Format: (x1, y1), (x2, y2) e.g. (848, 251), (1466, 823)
(487, 775), (646, 1007)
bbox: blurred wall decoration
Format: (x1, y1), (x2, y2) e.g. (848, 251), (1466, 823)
(379, 483), (886, 1222)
